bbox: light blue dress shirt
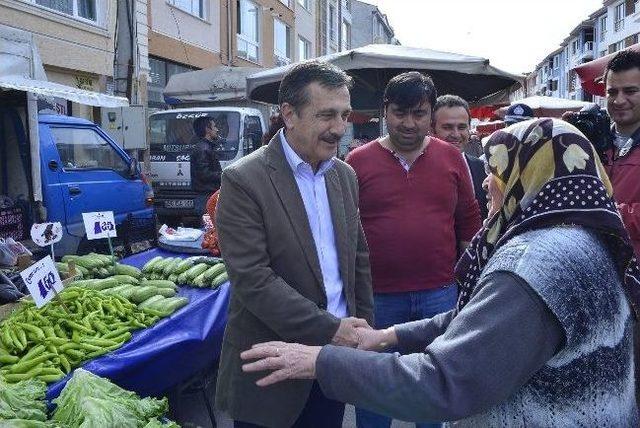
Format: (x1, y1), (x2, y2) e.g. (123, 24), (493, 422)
(280, 131), (348, 318)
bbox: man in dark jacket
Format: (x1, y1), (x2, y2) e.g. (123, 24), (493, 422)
(433, 95), (488, 220)
(190, 116), (223, 216)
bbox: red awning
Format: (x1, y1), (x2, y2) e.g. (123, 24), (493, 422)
(574, 43), (640, 96)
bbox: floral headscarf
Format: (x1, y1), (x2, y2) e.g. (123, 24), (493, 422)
(455, 118), (640, 315)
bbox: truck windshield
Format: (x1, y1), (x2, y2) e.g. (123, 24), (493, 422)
(149, 111), (241, 161)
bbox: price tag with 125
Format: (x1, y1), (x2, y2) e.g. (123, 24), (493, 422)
(20, 255), (63, 308)
(82, 211), (117, 240)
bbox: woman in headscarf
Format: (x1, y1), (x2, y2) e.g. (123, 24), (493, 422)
(240, 118), (640, 426)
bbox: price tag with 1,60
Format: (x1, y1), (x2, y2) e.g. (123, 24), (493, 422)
(20, 255), (64, 308)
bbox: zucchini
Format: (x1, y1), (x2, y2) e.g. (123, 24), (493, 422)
(152, 257), (173, 274)
(97, 267), (111, 278)
(183, 263), (209, 283)
(130, 286), (160, 304)
(202, 263), (226, 282)
(142, 256), (164, 273)
(149, 296), (189, 315)
(138, 295), (165, 309)
(115, 263), (142, 279)
(193, 272), (207, 287)
(163, 258), (183, 277)
(155, 287), (177, 298)
(173, 257), (198, 275)
(118, 284), (139, 300)
(66, 279), (100, 288)
(211, 271), (229, 288)
(141, 280), (177, 289)
(84, 278), (119, 291)
(111, 274), (140, 286)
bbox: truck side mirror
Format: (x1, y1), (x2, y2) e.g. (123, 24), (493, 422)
(129, 158), (138, 178)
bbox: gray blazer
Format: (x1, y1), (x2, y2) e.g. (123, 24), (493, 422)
(215, 133), (374, 428)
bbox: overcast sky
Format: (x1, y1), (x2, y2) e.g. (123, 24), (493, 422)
(361, 0), (604, 74)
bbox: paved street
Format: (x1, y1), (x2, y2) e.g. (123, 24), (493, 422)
(212, 405), (414, 428)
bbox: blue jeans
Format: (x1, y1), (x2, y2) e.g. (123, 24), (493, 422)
(355, 284), (458, 428)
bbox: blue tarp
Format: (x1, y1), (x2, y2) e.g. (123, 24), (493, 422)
(46, 248), (229, 400)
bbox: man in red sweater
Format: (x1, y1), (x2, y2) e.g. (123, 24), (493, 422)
(346, 72), (482, 428)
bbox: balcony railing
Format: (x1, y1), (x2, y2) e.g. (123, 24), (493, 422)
(584, 41), (594, 52)
(615, 18), (625, 32)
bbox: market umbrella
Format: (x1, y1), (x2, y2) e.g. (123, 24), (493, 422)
(495, 96), (593, 118)
(246, 44), (523, 109)
(574, 43), (640, 96)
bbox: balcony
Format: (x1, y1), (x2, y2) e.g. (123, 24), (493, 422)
(582, 41), (594, 60)
(615, 18), (625, 32)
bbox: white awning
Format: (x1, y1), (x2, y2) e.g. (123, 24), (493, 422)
(0, 75), (128, 108)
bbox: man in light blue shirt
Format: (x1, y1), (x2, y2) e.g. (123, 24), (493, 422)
(281, 130), (348, 318)
(215, 61), (374, 428)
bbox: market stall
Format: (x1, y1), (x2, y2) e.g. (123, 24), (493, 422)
(45, 248), (230, 400)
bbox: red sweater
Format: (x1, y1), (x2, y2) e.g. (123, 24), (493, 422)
(604, 146), (640, 258)
(347, 138), (482, 293)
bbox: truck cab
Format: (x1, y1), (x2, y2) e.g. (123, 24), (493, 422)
(148, 107), (265, 224)
(39, 114), (155, 254)
(0, 108), (155, 256)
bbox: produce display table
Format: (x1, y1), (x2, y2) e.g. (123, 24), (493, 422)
(46, 248), (230, 400)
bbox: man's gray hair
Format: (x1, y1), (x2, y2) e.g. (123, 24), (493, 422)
(278, 60), (353, 112)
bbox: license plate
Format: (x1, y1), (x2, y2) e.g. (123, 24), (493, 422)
(164, 199), (194, 209)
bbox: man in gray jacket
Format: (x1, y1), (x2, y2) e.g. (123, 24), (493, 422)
(215, 61), (374, 428)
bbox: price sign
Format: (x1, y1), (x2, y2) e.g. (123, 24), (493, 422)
(20, 255), (63, 308)
(82, 211), (117, 240)
(30, 222), (63, 247)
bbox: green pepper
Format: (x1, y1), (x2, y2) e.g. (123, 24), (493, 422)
(0, 354), (19, 364)
(17, 323), (46, 341)
(9, 353), (54, 374)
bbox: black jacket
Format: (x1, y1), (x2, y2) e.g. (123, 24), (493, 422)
(465, 154), (488, 220)
(190, 138), (222, 193)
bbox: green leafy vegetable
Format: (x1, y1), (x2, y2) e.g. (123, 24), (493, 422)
(52, 369), (173, 428)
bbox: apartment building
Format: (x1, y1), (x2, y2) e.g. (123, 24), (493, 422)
(147, 0), (223, 108)
(316, 0), (351, 55)
(350, 0), (397, 49)
(295, 0), (316, 61)
(525, 0), (640, 103)
(0, 0), (118, 119)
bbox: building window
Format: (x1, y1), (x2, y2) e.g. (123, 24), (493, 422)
(616, 40), (625, 51)
(298, 36), (311, 60)
(273, 19), (291, 66)
(168, 0), (205, 18)
(571, 39), (579, 56)
(341, 20), (351, 50)
(297, 0), (310, 10)
(600, 15), (607, 38)
(615, 2), (625, 31)
(552, 55), (559, 69)
(35, 0), (97, 21)
(329, 3), (336, 43)
(237, 0), (260, 63)
(148, 56), (197, 107)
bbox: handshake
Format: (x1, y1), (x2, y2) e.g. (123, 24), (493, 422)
(331, 317), (397, 351)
